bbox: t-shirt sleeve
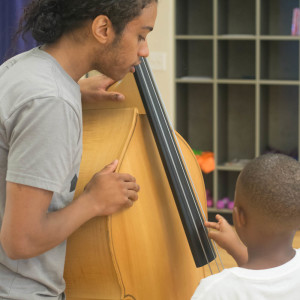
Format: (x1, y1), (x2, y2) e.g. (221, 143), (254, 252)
(5, 97), (81, 193)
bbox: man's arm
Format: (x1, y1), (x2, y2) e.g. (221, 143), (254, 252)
(0, 160), (139, 260)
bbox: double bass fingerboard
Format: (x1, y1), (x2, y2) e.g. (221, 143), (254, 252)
(134, 58), (216, 268)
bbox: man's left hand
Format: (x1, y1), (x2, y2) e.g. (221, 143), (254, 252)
(78, 74), (125, 103)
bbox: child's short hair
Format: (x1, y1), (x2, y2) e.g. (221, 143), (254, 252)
(238, 153), (300, 229)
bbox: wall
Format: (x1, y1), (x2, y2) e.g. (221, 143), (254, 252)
(147, 0), (175, 124)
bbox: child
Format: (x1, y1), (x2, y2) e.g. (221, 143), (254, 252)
(192, 153), (300, 299)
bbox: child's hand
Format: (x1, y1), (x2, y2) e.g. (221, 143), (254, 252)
(205, 214), (236, 250)
(205, 214), (248, 266)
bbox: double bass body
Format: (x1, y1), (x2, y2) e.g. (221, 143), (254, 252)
(64, 73), (210, 299)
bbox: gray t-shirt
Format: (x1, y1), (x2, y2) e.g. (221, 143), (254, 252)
(0, 48), (83, 299)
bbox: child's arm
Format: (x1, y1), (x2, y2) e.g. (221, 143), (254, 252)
(205, 214), (248, 266)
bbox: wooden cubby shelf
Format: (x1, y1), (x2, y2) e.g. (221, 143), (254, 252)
(175, 0), (300, 215)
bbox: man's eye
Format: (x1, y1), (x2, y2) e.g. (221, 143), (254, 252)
(138, 35), (146, 41)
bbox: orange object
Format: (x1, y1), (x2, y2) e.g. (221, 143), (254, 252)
(196, 152), (215, 173)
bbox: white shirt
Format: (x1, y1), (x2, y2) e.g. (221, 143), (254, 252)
(192, 249), (300, 300)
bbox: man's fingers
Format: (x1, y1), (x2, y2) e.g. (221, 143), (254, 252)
(96, 75), (125, 101)
(99, 91), (125, 102)
(127, 190), (139, 202)
(126, 181), (140, 192)
(118, 173), (136, 183)
(125, 199), (134, 208)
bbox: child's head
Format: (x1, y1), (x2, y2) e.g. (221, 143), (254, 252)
(234, 153), (300, 244)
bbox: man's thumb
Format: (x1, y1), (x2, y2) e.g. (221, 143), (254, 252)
(101, 159), (118, 174)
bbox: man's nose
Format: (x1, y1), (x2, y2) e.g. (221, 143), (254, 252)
(138, 40), (150, 58)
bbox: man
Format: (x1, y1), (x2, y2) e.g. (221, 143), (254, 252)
(0, 0), (157, 299)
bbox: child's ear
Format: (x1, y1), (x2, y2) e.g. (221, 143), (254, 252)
(233, 206), (247, 228)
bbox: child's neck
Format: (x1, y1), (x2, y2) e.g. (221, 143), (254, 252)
(243, 233), (296, 270)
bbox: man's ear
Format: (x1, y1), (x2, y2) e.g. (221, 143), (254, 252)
(92, 15), (115, 44)
(233, 206), (247, 228)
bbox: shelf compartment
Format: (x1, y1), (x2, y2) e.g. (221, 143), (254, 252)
(203, 173), (213, 202)
(175, 35), (214, 40)
(261, 0), (299, 36)
(176, 83), (213, 152)
(217, 84), (256, 165)
(218, 40), (255, 80)
(176, 40), (213, 79)
(217, 170), (240, 203)
(260, 85), (299, 158)
(218, 0), (255, 35)
(260, 41), (299, 80)
(175, 0), (213, 35)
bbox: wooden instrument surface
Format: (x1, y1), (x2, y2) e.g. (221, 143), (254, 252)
(64, 73), (209, 300)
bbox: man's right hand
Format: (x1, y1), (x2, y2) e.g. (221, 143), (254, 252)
(1, 160), (139, 260)
(82, 160), (140, 216)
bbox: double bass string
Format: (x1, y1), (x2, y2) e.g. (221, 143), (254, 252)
(135, 57), (224, 272)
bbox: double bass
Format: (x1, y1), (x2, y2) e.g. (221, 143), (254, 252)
(64, 58), (218, 300)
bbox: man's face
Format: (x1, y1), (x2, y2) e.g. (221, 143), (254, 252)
(94, 2), (157, 81)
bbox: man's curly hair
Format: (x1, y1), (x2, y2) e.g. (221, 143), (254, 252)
(17, 0), (157, 44)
